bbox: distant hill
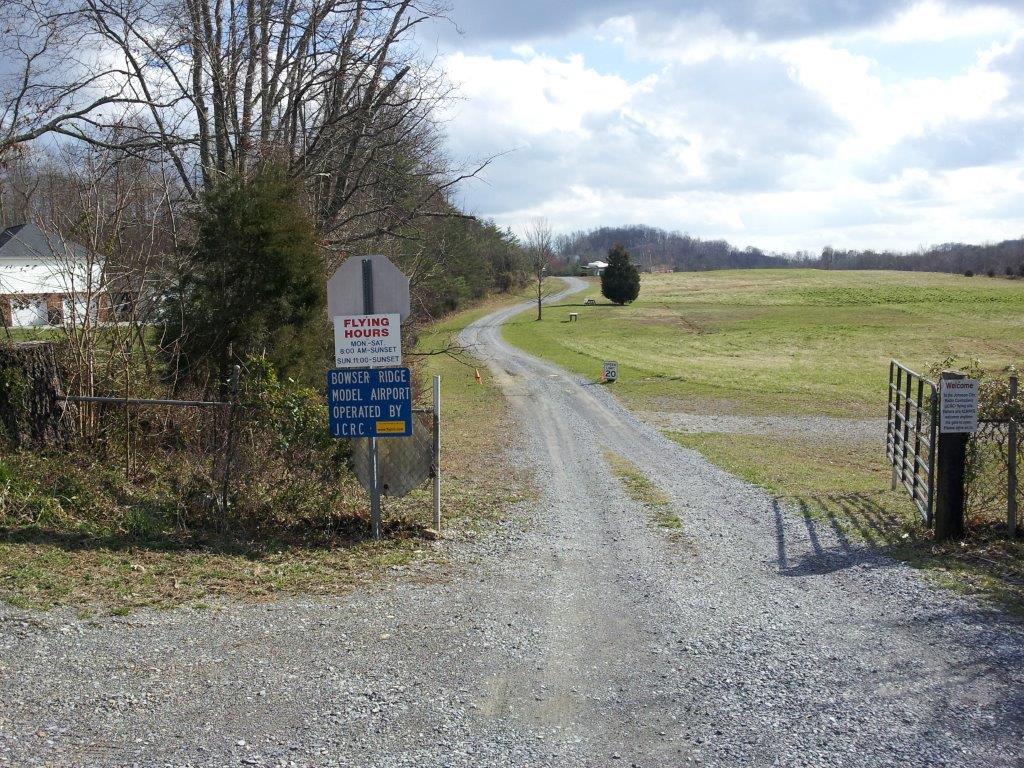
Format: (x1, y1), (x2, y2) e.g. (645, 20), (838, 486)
(556, 225), (789, 273)
(556, 225), (1024, 277)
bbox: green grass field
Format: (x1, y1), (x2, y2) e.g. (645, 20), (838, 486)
(504, 269), (1024, 417)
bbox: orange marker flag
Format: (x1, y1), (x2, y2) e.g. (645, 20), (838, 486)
(474, 369), (482, 384)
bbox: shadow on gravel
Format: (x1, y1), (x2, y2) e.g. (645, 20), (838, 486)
(772, 495), (912, 577)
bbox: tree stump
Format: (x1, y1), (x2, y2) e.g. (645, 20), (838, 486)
(0, 342), (74, 449)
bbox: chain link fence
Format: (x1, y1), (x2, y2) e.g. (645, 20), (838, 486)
(967, 417), (1020, 533)
(61, 388), (236, 516)
(350, 380), (441, 532)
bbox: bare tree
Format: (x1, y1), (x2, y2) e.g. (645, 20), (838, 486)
(0, 0), (145, 157)
(523, 217), (553, 321)
(64, 0), (481, 247)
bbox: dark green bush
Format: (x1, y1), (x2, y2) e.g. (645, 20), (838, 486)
(601, 244), (641, 305)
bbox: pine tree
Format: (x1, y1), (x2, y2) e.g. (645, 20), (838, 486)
(601, 244), (641, 305)
(167, 164), (326, 391)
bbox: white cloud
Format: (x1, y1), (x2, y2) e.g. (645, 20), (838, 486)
(441, 1), (1024, 251)
(872, 0), (1022, 43)
(441, 50), (632, 140)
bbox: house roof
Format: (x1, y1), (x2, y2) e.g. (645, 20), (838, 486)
(0, 223), (101, 295)
(0, 222), (94, 263)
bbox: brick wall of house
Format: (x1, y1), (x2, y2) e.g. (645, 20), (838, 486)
(45, 293), (62, 325)
(97, 293), (110, 323)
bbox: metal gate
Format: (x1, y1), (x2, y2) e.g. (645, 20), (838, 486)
(887, 360), (938, 525)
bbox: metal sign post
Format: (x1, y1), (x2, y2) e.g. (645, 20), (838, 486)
(362, 259), (382, 540)
(326, 254), (421, 541)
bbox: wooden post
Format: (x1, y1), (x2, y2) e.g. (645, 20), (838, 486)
(935, 371), (968, 541)
(1009, 375), (1018, 538)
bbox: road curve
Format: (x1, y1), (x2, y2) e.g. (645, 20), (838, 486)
(455, 276), (1024, 766)
(1, 278), (1021, 768)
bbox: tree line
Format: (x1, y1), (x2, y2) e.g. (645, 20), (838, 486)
(557, 224), (1024, 277)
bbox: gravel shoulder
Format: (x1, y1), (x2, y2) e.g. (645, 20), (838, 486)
(1, 277), (1022, 768)
(637, 410), (884, 442)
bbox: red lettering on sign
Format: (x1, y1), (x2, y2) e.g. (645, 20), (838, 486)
(342, 316), (391, 329)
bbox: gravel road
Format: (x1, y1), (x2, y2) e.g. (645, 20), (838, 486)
(2, 277), (1022, 767)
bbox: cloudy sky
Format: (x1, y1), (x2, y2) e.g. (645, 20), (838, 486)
(428, 1), (1024, 252)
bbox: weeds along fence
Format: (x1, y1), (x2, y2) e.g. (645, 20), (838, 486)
(0, 340), (440, 537)
(60, 366), (240, 513)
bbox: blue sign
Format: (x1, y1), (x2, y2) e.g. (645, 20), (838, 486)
(327, 367), (412, 438)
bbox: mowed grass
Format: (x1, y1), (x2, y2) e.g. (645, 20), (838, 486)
(504, 270), (1024, 610)
(504, 269), (1024, 417)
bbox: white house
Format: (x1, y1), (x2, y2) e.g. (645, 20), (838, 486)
(0, 223), (107, 328)
(585, 260), (608, 276)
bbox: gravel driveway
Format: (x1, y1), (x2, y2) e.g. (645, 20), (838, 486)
(1, 277), (1022, 767)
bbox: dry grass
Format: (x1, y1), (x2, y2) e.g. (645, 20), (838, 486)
(0, 290), (534, 612)
(603, 450), (682, 531)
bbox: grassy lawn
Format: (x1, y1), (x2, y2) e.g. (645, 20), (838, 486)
(504, 269), (1024, 417)
(0, 291), (533, 612)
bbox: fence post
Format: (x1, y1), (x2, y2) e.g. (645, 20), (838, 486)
(221, 365), (241, 515)
(1009, 375), (1018, 538)
(432, 375), (441, 532)
(935, 371), (968, 541)
(889, 364), (898, 490)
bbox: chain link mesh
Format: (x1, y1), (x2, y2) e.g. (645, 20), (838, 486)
(352, 410), (435, 497)
(967, 419), (1021, 528)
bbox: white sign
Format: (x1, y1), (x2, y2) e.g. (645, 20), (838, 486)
(603, 361), (619, 382)
(940, 378), (979, 433)
(333, 314), (402, 368)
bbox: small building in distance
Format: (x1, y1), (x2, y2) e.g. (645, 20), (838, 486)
(0, 222), (107, 328)
(585, 260), (608, 276)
